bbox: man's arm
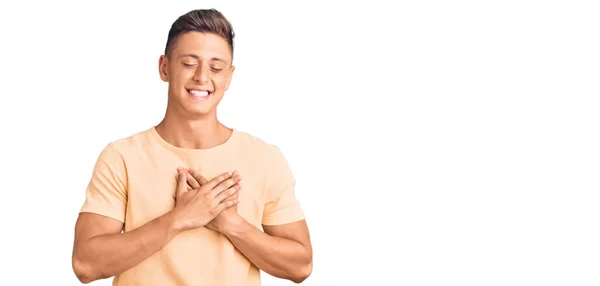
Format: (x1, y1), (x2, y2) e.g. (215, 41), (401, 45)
(218, 217), (313, 283)
(184, 147), (312, 282)
(72, 212), (179, 284)
(72, 169), (240, 284)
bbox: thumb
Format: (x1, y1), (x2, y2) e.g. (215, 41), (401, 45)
(176, 170), (187, 197)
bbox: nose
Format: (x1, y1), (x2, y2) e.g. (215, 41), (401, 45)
(193, 65), (209, 83)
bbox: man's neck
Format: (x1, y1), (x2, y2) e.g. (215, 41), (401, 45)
(155, 113), (232, 150)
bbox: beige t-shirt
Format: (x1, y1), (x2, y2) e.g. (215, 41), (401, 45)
(79, 127), (305, 286)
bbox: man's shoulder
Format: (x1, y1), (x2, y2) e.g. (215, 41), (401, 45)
(234, 129), (284, 156)
(103, 127), (154, 154)
(234, 129), (290, 170)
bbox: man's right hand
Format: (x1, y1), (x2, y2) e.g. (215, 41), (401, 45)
(72, 168), (240, 283)
(171, 168), (241, 232)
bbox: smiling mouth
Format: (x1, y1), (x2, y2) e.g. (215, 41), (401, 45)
(187, 89), (212, 99)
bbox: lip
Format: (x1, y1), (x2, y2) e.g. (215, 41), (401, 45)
(187, 88), (213, 100)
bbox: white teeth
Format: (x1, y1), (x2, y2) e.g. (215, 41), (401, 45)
(190, 90), (209, 97)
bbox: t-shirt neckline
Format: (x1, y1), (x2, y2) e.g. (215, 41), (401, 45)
(149, 126), (238, 154)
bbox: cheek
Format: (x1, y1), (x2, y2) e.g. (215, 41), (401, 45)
(213, 74), (231, 90)
(171, 70), (192, 86)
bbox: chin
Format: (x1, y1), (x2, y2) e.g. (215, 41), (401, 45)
(186, 107), (215, 118)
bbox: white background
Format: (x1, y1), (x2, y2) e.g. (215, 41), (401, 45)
(0, 0), (599, 285)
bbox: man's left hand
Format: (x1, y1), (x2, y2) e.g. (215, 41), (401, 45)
(184, 168), (243, 234)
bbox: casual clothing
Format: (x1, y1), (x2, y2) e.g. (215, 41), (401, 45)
(79, 127), (305, 285)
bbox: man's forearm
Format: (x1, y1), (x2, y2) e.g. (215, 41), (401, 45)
(222, 218), (312, 283)
(73, 211), (180, 283)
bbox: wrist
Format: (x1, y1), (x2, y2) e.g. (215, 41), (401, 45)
(165, 209), (184, 235)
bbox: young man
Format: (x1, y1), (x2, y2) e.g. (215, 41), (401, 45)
(71, 9), (312, 285)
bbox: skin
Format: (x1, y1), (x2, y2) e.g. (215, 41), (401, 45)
(187, 169), (313, 283)
(72, 31), (312, 284)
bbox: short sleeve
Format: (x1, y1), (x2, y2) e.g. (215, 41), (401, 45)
(261, 147), (305, 226)
(79, 143), (128, 223)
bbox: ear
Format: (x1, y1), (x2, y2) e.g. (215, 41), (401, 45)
(159, 55), (169, 82)
(224, 65), (235, 90)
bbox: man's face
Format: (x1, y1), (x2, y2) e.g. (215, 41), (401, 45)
(159, 31), (234, 118)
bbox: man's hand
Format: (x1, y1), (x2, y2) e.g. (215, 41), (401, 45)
(171, 168), (240, 232)
(186, 168), (243, 233)
(182, 168), (312, 283)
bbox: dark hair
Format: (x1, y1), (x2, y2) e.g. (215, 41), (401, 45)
(164, 9), (235, 58)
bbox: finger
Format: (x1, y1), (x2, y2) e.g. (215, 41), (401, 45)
(214, 184), (240, 203)
(187, 168), (209, 185)
(221, 191), (239, 205)
(210, 173), (241, 198)
(201, 172), (232, 191)
(176, 167), (201, 189)
(219, 179), (241, 202)
(215, 199), (238, 213)
(175, 170), (187, 197)
(184, 170), (201, 189)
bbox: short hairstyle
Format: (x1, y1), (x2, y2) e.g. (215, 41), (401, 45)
(164, 9), (235, 59)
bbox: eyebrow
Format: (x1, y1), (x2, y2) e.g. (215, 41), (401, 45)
(177, 53), (228, 64)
